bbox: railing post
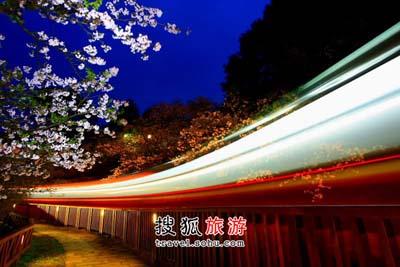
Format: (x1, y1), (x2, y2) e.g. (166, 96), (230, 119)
(55, 206), (59, 222)
(87, 208), (93, 231)
(43, 205), (49, 222)
(122, 210), (128, 242)
(99, 209), (105, 234)
(111, 210), (117, 237)
(135, 210), (140, 250)
(75, 208), (81, 228)
(64, 207), (70, 226)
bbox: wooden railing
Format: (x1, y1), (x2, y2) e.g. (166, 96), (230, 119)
(21, 204), (400, 267)
(0, 225), (34, 267)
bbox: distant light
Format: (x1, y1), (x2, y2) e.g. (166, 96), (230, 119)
(152, 213), (157, 224)
(100, 209), (105, 217)
(147, 134), (152, 139)
(12, 203), (16, 209)
(56, 206), (59, 212)
(123, 133), (130, 139)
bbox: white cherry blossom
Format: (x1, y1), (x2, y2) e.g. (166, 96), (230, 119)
(0, 0), (180, 200)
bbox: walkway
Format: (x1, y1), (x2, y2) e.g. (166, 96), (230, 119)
(17, 224), (147, 267)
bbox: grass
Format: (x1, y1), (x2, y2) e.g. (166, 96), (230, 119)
(17, 228), (65, 267)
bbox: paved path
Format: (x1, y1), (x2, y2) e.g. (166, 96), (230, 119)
(18, 224), (147, 267)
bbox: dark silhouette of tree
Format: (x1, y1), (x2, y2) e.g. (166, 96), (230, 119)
(108, 99), (140, 132)
(222, 0), (400, 107)
(119, 99), (141, 125)
(187, 97), (217, 117)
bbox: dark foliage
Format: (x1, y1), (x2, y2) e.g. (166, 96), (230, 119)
(0, 213), (29, 237)
(222, 0), (400, 105)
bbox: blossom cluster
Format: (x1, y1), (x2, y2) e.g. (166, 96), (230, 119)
(0, 60), (125, 186)
(0, 0), (179, 201)
(12, 0), (179, 62)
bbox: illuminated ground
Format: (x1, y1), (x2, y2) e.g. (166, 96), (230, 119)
(17, 224), (146, 267)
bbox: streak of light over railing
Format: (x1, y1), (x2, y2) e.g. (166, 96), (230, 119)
(29, 22), (400, 200)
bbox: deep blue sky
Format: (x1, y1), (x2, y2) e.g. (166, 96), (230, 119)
(0, 0), (269, 111)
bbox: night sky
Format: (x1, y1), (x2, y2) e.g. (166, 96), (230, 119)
(0, 0), (269, 111)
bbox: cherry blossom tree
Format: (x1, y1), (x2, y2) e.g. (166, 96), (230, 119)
(175, 110), (251, 165)
(96, 99), (217, 176)
(0, 0), (180, 202)
(97, 102), (192, 176)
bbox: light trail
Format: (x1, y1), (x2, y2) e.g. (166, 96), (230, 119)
(28, 22), (400, 202)
(222, 22), (400, 142)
